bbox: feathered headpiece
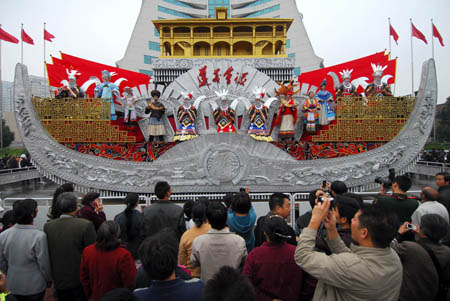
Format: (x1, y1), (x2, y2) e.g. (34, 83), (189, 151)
(66, 69), (81, 80)
(181, 91), (194, 100)
(252, 87), (265, 100)
(339, 69), (353, 79)
(274, 80), (300, 96)
(371, 63), (387, 77)
(215, 89), (229, 101)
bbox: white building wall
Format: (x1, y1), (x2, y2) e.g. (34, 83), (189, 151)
(116, 0), (322, 77)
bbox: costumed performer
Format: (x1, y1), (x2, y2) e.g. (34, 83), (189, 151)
(56, 74), (85, 99)
(247, 87), (273, 142)
(94, 70), (121, 120)
(145, 90), (166, 142)
(335, 69), (357, 98)
(213, 89), (236, 133)
(365, 63), (393, 98)
(122, 87), (137, 127)
(303, 91), (320, 133)
(315, 80), (335, 125)
(172, 92), (198, 141)
(273, 81), (299, 141)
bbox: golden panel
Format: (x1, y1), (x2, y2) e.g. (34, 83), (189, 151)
(311, 96), (415, 142)
(32, 97), (136, 143)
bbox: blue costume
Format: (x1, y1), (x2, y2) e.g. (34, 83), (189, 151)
(94, 70), (120, 121)
(315, 81), (335, 124)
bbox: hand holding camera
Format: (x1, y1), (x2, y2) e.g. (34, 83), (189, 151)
(398, 221), (418, 235)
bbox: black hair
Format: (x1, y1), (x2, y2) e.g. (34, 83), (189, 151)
(420, 214), (449, 243)
(82, 192), (100, 206)
(197, 196), (210, 208)
(151, 90), (161, 98)
(269, 193), (289, 212)
(138, 229), (178, 281)
(308, 189), (322, 209)
(155, 181), (170, 199)
(183, 200), (195, 221)
(13, 198), (37, 225)
(49, 183), (74, 219)
(192, 201), (207, 227)
(96, 220), (121, 252)
(206, 201), (227, 230)
(223, 193), (235, 208)
(99, 288), (138, 301)
(358, 204), (399, 248)
(231, 192), (251, 214)
(0, 210), (16, 231)
(263, 215), (292, 244)
(124, 193), (139, 240)
(57, 192), (78, 214)
(393, 175), (412, 192)
(202, 266), (256, 301)
(343, 192), (364, 207)
(330, 181), (348, 195)
(436, 172), (450, 182)
(335, 195), (360, 225)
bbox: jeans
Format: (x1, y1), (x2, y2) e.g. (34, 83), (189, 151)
(56, 286), (87, 301)
(13, 291), (45, 301)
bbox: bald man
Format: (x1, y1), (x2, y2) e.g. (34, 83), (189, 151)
(411, 186), (449, 225)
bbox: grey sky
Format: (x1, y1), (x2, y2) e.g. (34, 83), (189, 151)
(0, 0), (449, 103)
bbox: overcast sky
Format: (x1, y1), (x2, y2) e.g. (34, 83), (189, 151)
(0, 0), (449, 103)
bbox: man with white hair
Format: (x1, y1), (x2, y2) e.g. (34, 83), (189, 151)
(56, 75), (85, 99)
(365, 64), (393, 97)
(335, 69), (357, 98)
(213, 90), (236, 133)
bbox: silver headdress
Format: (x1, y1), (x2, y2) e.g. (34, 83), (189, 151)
(339, 69), (353, 79)
(371, 63), (388, 77)
(252, 87), (266, 100)
(215, 89), (229, 101)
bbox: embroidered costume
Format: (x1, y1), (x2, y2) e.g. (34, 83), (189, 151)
(303, 94), (320, 133)
(214, 89), (236, 133)
(122, 87), (137, 125)
(94, 70), (120, 121)
(145, 90), (166, 142)
(335, 69), (357, 98)
(173, 92), (198, 141)
(315, 80), (335, 124)
(247, 87), (273, 142)
(365, 63), (393, 98)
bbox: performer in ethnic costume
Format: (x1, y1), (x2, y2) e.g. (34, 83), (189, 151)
(365, 63), (393, 98)
(213, 90), (236, 133)
(303, 91), (320, 133)
(94, 70), (121, 120)
(56, 74), (85, 99)
(145, 90), (166, 142)
(273, 81), (299, 141)
(247, 87), (273, 142)
(335, 69), (357, 98)
(172, 92), (198, 141)
(122, 87), (137, 126)
(315, 80), (335, 125)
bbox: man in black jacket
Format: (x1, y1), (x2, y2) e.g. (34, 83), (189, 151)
(254, 193), (297, 246)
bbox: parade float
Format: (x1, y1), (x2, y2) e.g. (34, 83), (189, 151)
(13, 8), (437, 193)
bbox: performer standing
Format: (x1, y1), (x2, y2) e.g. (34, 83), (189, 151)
(56, 74), (85, 99)
(303, 91), (320, 133)
(335, 69), (357, 98)
(172, 92), (198, 141)
(94, 70), (121, 120)
(122, 87), (137, 127)
(365, 64), (393, 98)
(247, 88), (272, 142)
(213, 90), (236, 133)
(315, 80), (335, 125)
(273, 90), (298, 141)
(145, 90), (166, 142)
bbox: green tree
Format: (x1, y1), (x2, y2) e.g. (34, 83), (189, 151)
(436, 97), (450, 142)
(1, 119), (14, 148)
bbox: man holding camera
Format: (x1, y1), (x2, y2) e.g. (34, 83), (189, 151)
(374, 175), (419, 223)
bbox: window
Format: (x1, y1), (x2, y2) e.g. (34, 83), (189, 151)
(154, 27), (160, 37)
(293, 67), (301, 77)
(139, 69), (154, 77)
(158, 6), (193, 18)
(246, 4), (280, 17)
(162, 0), (195, 8)
(288, 53), (296, 58)
(244, 0), (273, 8)
(149, 41), (160, 52)
(286, 39), (290, 49)
(144, 55), (157, 65)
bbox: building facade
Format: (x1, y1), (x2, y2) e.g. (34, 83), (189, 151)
(116, 0), (322, 78)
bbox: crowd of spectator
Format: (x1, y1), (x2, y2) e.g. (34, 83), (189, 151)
(420, 149), (450, 163)
(0, 173), (449, 300)
(0, 154), (32, 170)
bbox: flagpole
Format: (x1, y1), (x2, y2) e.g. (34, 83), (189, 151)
(388, 18), (392, 54)
(431, 19), (435, 59)
(0, 24), (3, 149)
(44, 22), (46, 79)
(21, 23), (23, 64)
(410, 19), (414, 96)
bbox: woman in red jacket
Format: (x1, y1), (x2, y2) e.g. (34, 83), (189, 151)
(80, 220), (137, 300)
(78, 192), (106, 231)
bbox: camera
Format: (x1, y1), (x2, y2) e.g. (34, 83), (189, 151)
(406, 223), (417, 231)
(375, 168), (396, 189)
(318, 195), (335, 208)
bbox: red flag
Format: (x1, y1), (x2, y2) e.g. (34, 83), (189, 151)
(44, 29), (55, 42)
(390, 24), (399, 45)
(0, 27), (19, 44)
(432, 23), (444, 47)
(411, 23), (427, 44)
(21, 28), (34, 45)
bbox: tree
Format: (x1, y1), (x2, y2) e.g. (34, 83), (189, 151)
(436, 97), (450, 142)
(1, 119), (14, 148)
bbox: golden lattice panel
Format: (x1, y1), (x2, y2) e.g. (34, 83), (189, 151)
(312, 96), (415, 142)
(32, 97), (110, 120)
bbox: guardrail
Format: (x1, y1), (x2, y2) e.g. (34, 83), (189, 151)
(0, 166), (36, 174)
(416, 160), (450, 168)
